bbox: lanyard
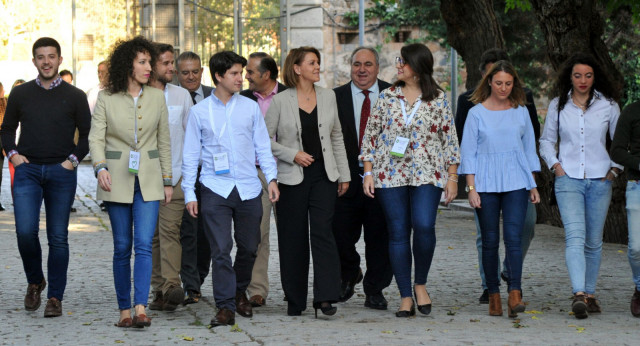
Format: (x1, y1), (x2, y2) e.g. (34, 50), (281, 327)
(399, 97), (422, 128)
(207, 94), (237, 143)
(132, 88), (143, 150)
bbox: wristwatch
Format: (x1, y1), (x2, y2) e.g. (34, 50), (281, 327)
(465, 185), (475, 193)
(66, 157), (79, 168)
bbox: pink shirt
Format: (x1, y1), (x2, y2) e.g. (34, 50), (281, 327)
(253, 83), (278, 116)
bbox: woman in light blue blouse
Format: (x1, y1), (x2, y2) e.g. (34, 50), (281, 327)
(459, 60), (540, 318)
(539, 53), (621, 319)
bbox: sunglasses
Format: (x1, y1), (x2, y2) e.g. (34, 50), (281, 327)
(395, 57), (406, 67)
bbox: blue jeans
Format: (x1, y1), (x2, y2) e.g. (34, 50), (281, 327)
(13, 162), (77, 300)
(476, 189), (529, 294)
(555, 175), (612, 294)
(625, 181), (640, 291)
(476, 201), (536, 289)
(377, 184), (442, 298)
(106, 178), (160, 310)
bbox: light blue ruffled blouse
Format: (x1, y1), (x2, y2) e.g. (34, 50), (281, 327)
(458, 104), (540, 193)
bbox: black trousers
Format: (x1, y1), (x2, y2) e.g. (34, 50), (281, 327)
(332, 173), (393, 295)
(201, 186), (262, 310)
(277, 161), (341, 312)
(180, 168), (212, 294)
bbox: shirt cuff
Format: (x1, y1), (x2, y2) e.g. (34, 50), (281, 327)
(7, 150), (19, 160)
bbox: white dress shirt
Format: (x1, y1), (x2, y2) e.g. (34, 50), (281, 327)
(86, 84), (105, 115)
(164, 83), (193, 186)
(182, 91), (277, 203)
(540, 90), (622, 179)
(192, 85), (208, 104)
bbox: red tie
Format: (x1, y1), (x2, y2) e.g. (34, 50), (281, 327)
(359, 90), (371, 148)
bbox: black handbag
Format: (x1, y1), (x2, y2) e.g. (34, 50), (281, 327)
(549, 109), (560, 206)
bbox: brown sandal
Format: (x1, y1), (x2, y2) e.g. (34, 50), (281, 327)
(115, 317), (133, 328)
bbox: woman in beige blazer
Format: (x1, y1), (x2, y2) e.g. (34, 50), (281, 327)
(89, 36), (172, 329)
(265, 46), (350, 318)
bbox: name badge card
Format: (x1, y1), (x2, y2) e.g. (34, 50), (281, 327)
(390, 137), (410, 157)
(213, 152), (230, 174)
(128, 151), (141, 174)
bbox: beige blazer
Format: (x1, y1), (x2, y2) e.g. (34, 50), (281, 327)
(89, 85), (172, 203)
(265, 86), (350, 185)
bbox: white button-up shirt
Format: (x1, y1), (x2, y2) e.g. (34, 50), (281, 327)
(164, 84), (193, 186)
(350, 81), (380, 138)
(182, 91), (277, 203)
(540, 90), (622, 179)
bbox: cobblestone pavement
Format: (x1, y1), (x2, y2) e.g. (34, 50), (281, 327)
(1, 163), (639, 345)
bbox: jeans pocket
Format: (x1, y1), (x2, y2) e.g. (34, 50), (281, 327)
(59, 163), (75, 172)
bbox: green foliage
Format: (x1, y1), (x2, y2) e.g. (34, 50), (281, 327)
(505, 0), (532, 12)
(343, 0), (446, 43)
(607, 0), (640, 23)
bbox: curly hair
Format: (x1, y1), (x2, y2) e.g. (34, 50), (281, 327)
(552, 53), (621, 113)
(106, 36), (157, 94)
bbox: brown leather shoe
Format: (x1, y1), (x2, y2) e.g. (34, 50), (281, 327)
(210, 308), (235, 327)
(489, 292), (503, 316)
(115, 318), (133, 328)
(133, 314), (152, 328)
(249, 295), (265, 307)
(631, 288), (640, 317)
(148, 291), (164, 311)
(44, 297), (62, 317)
(236, 291), (253, 317)
(586, 296), (602, 313)
(572, 293), (588, 319)
(507, 290), (525, 318)
(163, 286), (184, 311)
(24, 279), (47, 311)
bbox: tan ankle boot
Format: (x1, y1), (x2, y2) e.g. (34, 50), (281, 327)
(489, 293), (503, 316)
(508, 289), (525, 317)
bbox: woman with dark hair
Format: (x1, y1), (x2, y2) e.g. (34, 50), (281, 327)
(265, 46), (350, 317)
(360, 43), (459, 317)
(540, 53), (622, 319)
(89, 36), (172, 328)
(458, 60), (540, 318)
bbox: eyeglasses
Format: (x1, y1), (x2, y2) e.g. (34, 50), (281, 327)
(395, 57), (406, 67)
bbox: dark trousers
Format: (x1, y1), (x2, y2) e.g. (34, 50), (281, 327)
(277, 161), (341, 312)
(332, 173), (392, 295)
(180, 168), (212, 294)
(13, 162), (76, 300)
(201, 186), (262, 310)
(476, 189), (529, 293)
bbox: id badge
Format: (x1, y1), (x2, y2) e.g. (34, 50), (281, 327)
(390, 137), (410, 157)
(213, 152), (230, 175)
(128, 151), (141, 174)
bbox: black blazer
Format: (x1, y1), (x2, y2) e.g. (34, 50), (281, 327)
(334, 80), (392, 197)
(240, 82), (288, 102)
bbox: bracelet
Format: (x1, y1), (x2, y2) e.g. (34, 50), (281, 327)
(363, 171), (373, 177)
(610, 169), (619, 178)
(448, 178), (458, 183)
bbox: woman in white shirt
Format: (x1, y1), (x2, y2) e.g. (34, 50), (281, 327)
(539, 53), (622, 320)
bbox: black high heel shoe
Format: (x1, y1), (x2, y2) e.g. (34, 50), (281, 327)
(395, 299), (416, 318)
(313, 302), (337, 318)
(414, 289), (432, 315)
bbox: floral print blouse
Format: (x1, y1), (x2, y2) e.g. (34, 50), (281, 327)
(359, 86), (460, 188)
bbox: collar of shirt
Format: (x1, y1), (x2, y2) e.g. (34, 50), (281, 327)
(253, 83), (278, 116)
(350, 80), (379, 99)
(35, 75), (63, 90)
(253, 82), (278, 100)
(567, 89), (602, 109)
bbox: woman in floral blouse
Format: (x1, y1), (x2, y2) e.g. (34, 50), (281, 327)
(360, 43), (459, 317)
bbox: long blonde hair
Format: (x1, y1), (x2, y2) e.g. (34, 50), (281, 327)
(469, 60), (526, 107)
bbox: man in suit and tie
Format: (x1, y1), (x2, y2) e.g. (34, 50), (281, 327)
(177, 51), (213, 305)
(239, 52), (287, 308)
(332, 47), (393, 310)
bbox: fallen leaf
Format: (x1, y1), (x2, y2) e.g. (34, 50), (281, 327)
(115, 341), (124, 344)
(381, 330), (393, 334)
(5, 266), (10, 269)
(67, 312), (73, 315)
(618, 250), (624, 253)
(183, 336), (194, 341)
(82, 322), (92, 326)
(470, 319), (480, 322)
(576, 327), (585, 333)
(568, 324), (577, 328)
(569, 312), (575, 316)
(531, 316), (539, 320)
(447, 246), (454, 250)
(524, 310), (543, 314)
(230, 324), (242, 332)
(446, 310), (456, 316)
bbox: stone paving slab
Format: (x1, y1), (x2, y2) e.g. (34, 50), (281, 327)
(1, 163), (639, 345)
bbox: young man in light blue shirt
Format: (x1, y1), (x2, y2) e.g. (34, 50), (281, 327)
(182, 51), (279, 327)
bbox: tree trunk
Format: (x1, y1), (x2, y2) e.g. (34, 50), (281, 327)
(439, 0), (505, 89)
(530, 0), (628, 244)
